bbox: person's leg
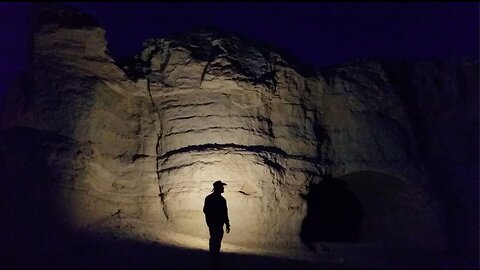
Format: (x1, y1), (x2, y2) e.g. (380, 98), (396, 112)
(209, 227), (224, 267)
(209, 228), (215, 255)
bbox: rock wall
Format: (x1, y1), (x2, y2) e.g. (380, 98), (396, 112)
(1, 4), (477, 257)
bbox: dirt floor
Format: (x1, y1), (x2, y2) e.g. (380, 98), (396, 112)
(1, 226), (455, 269)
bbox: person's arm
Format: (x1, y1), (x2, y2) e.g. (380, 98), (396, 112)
(203, 197), (210, 227)
(224, 198), (230, 233)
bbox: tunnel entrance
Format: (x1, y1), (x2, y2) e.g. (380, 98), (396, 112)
(300, 171), (429, 246)
(300, 176), (364, 244)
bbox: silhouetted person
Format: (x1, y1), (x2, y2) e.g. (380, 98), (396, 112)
(203, 180), (230, 268)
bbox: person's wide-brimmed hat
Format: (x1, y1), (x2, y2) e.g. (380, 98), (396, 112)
(213, 180), (227, 189)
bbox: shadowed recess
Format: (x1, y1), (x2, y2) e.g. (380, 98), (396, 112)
(300, 176), (364, 246)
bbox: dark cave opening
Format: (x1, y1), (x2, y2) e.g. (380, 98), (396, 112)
(300, 176), (364, 245)
(300, 170), (445, 250)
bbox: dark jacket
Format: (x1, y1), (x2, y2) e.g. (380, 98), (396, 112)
(203, 192), (230, 228)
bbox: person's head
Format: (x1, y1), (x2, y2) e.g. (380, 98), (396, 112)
(212, 180), (227, 193)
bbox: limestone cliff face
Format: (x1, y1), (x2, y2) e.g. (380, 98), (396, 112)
(0, 4), (477, 254)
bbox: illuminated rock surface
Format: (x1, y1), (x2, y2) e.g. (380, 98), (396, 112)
(0, 4), (477, 268)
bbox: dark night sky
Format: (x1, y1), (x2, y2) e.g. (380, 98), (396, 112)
(0, 2), (478, 95)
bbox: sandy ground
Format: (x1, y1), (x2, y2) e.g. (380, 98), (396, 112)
(1, 225), (453, 269)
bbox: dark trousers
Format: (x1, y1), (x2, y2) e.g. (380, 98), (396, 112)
(208, 226), (224, 264)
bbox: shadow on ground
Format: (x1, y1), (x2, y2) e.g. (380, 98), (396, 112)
(1, 228), (333, 269)
(0, 229), (455, 269)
